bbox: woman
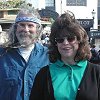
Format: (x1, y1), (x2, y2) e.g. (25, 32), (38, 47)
(30, 11), (100, 100)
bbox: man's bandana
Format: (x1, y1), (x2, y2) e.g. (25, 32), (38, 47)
(15, 17), (41, 25)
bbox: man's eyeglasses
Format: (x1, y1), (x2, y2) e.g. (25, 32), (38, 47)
(55, 36), (77, 43)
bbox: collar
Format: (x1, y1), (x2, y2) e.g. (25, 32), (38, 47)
(55, 60), (87, 68)
(17, 42), (47, 54)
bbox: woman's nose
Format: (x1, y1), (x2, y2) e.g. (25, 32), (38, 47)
(63, 38), (69, 44)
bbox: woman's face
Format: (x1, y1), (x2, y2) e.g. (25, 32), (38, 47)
(56, 36), (79, 60)
(15, 21), (38, 47)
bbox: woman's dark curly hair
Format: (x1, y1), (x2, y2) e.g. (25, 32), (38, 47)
(48, 11), (92, 63)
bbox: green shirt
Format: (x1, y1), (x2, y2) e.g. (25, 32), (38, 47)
(49, 60), (87, 100)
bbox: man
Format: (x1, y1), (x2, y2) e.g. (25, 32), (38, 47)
(0, 9), (50, 100)
(90, 44), (100, 64)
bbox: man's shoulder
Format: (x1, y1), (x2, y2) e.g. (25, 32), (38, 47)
(36, 42), (48, 50)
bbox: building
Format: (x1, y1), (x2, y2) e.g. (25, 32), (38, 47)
(0, 8), (19, 30)
(26, 0), (97, 29)
(26, 0), (100, 50)
(0, 0), (100, 50)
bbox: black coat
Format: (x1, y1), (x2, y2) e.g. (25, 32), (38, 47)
(90, 49), (100, 64)
(30, 62), (100, 100)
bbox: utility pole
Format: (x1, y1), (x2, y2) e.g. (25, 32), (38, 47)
(61, 0), (62, 14)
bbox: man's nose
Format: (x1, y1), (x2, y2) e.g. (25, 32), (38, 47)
(24, 25), (29, 32)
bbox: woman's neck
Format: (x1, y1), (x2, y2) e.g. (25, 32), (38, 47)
(61, 57), (76, 65)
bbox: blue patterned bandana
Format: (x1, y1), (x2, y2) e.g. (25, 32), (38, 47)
(15, 17), (41, 25)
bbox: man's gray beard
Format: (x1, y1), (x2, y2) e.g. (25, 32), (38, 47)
(16, 31), (38, 47)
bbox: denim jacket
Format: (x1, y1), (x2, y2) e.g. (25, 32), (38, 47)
(0, 43), (50, 100)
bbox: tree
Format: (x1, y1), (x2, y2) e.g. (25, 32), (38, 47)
(0, 0), (26, 9)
